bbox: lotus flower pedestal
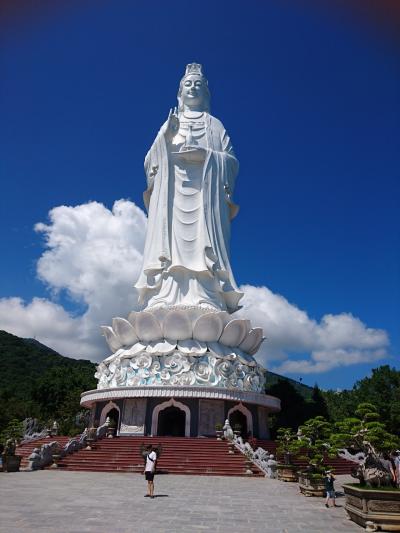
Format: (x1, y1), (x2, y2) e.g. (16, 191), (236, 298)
(81, 308), (280, 438)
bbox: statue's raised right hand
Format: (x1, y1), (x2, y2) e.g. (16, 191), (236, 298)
(161, 107), (179, 140)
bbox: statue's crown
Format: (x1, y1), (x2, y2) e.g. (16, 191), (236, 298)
(184, 63), (205, 79)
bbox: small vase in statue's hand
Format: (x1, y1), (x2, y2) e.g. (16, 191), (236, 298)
(174, 146), (207, 162)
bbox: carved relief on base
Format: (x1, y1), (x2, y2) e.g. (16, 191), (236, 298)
(95, 348), (265, 393)
(198, 399), (224, 436)
(119, 398), (147, 435)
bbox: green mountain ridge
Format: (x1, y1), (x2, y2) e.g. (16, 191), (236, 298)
(0, 330), (96, 433)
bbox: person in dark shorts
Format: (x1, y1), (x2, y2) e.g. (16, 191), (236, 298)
(144, 445), (157, 498)
(324, 470), (337, 508)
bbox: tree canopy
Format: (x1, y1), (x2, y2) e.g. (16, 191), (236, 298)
(0, 330), (96, 436)
(323, 365), (400, 436)
(266, 379), (328, 438)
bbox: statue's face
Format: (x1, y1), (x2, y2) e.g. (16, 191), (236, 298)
(180, 74), (207, 109)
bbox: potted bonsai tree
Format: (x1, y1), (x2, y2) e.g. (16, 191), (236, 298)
(215, 423), (223, 440)
(275, 427), (302, 482)
(2, 439), (22, 472)
(0, 419), (23, 472)
(330, 403), (400, 531)
(233, 423), (242, 437)
(296, 416), (335, 497)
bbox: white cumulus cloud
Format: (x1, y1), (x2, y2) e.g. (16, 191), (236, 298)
(0, 199), (390, 374)
(238, 285), (389, 374)
(0, 200), (146, 359)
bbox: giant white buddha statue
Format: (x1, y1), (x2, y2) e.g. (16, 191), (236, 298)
(135, 63), (243, 313)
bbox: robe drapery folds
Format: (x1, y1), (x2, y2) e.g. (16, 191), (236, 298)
(135, 113), (243, 313)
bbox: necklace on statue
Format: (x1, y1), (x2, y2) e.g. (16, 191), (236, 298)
(183, 111), (204, 120)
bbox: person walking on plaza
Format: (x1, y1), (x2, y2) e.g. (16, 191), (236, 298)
(144, 445), (157, 498)
(324, 470), (337, 508)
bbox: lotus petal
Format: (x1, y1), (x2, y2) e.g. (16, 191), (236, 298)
(146, 339), (176, 355)
(121, 342), (147, 357)
(104, 348), (125, 363)
(193, 313), (223, 342)
(162, 309), (192, 340)
(219, 319), (249, 347)
(181, 307), (205, 327)
(239, 327), (264, 354)
(207, 342), (233, 358)
(134, 312), (163, 342)
(247, 336), (265, 356)
(101, 326), (123, 353)
(178, 339), (207, 355)
(235, 348), (257, 366)
(127, 311), (139, 327)
(112, 317), (138, 346)
(147, 307), (169, 325)
(216, 311), (231, 327)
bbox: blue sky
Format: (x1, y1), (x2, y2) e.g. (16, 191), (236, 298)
(1, 0), (399, 389)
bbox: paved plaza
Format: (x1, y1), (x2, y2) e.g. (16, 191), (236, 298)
(0, 471), (362, 533)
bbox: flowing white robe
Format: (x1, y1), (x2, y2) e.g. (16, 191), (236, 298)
(135, 113), (243, 313)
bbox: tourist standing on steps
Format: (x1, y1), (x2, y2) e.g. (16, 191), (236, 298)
(324, 471), (337, 508)
(144, 445), (157, 498)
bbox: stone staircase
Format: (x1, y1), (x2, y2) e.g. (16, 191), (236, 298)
(56, 436), (264, 476)
(16, 436), (356, 476)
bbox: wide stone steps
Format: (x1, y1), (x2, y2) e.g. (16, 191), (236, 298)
(56, 436), (264, 477)
(16, 436), (356, 476)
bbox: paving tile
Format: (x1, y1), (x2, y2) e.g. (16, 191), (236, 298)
(0, 471), (361, 532)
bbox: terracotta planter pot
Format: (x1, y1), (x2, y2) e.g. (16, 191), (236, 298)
(277, 464), (298, 482)
(3, 455), (22, 472)
(343, 484), (400, 532)
(298, 473), (325, 497)
(51, 454), (62, 468)
(215, 430), (223, 441)
(85, 438), (95, 450)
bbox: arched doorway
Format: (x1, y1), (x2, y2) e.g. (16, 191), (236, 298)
(99, 400), (121, 427)
(229, 410), (248, 438)
(227, 403), (253, 438)
(151, 398), (191, 437)
(158, 406), (185, 436)
(107, 408), (120, 429)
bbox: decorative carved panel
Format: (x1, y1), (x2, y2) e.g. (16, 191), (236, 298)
(198, 400), (224, 436)
(346, 495), (363, 510)
(119, 398), (147, 435)
(368, 500), (400, 513)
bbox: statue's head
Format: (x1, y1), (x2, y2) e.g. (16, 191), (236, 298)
(178, 63), (210, 112)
